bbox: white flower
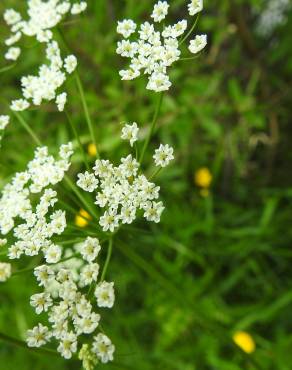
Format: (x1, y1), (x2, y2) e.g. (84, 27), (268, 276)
(77, 172), (99, 192)
(0, 116), (10, 130)
(151, 1), (169, 23)
(80, 237), (101, 263)
(74, 312), (100, 335)
(99, 210), (120, 232)
(30, 292), (53, 314)
(121, 122), (139, 147)
(92, 333), (115, 364)
(45, 244), (62, 264)
(34, 265), (55, 287)
(4, 9), (21, 25)
(71, 2), (88, 15)
(153, 144), (174, 167)
(95, 281), (115, 308)
(5, 46), (21, 60)
(57, 331), (78, 359)
(10, 99), (30, 111)
(0, 239), (7, 247)
(0, 263), (11, 282)
(189, 34), (207, 54)
(188, 0), (203, 16)
(117, 19), (137, 38)
(64, 55), (77, 74)
(142, 201), (165, 223)
(56, 92), (67, 112)
(147, 72), (171, 92)
(26, 324), (51, 348)
(80, 263), (99, 287)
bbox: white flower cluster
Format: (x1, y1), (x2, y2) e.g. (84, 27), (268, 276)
(10, 42), (77, 112)
(256, 0), (291, 37)
(77, 123), (174, 232)
(4, 1), (82, 112)
(0, 143), (73, 237)
(117, 1), (206, 92)
(4, 1), (87, 61)
(27, 236), (115, 364)
(0, 115), (10, 147)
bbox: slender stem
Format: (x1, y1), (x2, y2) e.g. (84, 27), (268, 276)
(179, 14), (200, 45)
(64, 175), (99, 219)
(0, 63), (16, 74)
(0, 332), (59, 357)
(149, 167), (162, 181)
(12, 112), (42, 146)
(65, 109), (90, 170)
(100, 237), (113, 281)
(12, 253), (81, 277)
(139, 92), (164, 164)
(75, 72), (100, 158)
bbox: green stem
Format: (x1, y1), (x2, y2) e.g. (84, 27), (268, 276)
(65, 109), (90, 170)
(100, 237), (113, 281)
(148, 167), (162, 181)
(179, 14), (200, 45)
(75, 72), (100, 158)
(0, 63), (16, 74)
(0, 332), (59, 357)
(12, 253), (81, 277)
(64, 175), (99, 220)
(12, 112), (42, 146)
(139, 92), (164, 164)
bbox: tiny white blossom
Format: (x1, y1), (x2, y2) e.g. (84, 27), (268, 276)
(0, 116), (10, 130)
(57, 331), (77, 359)
(95, 281), (115, 308)
(0, 263), (11, 282)
(10, 99), (30, 111)
(146, 73), (171, 92)
(151, 1), (169, 23)
(71, 2), (87, 15)
(45, 244), (62, 264)
(30, 292), (53, 314)
(64, 55), (77, 74)
(92, 333), (115, 364)
(56, 92), (67, 112)
(121, 122), (139, 147)
(5, 46), (21, 60)
(153, 144), (174, 167)
(117, 19), (137, 38)
(80, 263), (100, 287)
(189, 34), (207, 54)
(26, 324), (51, 348)
(80, 237), (101, 263)
(188, 0), (203, 16)
(77, 172), (99, 192)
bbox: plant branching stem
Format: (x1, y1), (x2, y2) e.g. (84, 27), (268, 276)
(75, 72), (100, 158)
(65, 109), (90, 170)
(13, 112), (42, 146)
(0, 332), (59, 357)
(139, 92), (164, 164)
(179, 14), (200, 45)
(100, 237), (113, 281)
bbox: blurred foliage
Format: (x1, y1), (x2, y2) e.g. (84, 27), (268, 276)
(1, 0), (292, 369)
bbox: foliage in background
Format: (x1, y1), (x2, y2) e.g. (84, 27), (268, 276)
(0, 0), (292, 369)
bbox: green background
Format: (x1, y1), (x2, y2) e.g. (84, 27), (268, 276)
(1, 0), (292, 369)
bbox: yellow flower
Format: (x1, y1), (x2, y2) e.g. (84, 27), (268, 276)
(194, 167), (212, 189)
(87, 143), (97, 157)
(75, 209), (92, 228)
(233, 331), (256, 354)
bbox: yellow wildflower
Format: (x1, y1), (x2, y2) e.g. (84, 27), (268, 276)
(75, 209), (92, 228)
(87, 143), (97, 157)
(233, 331), (256, 354)
(194, 167), (212, 189)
